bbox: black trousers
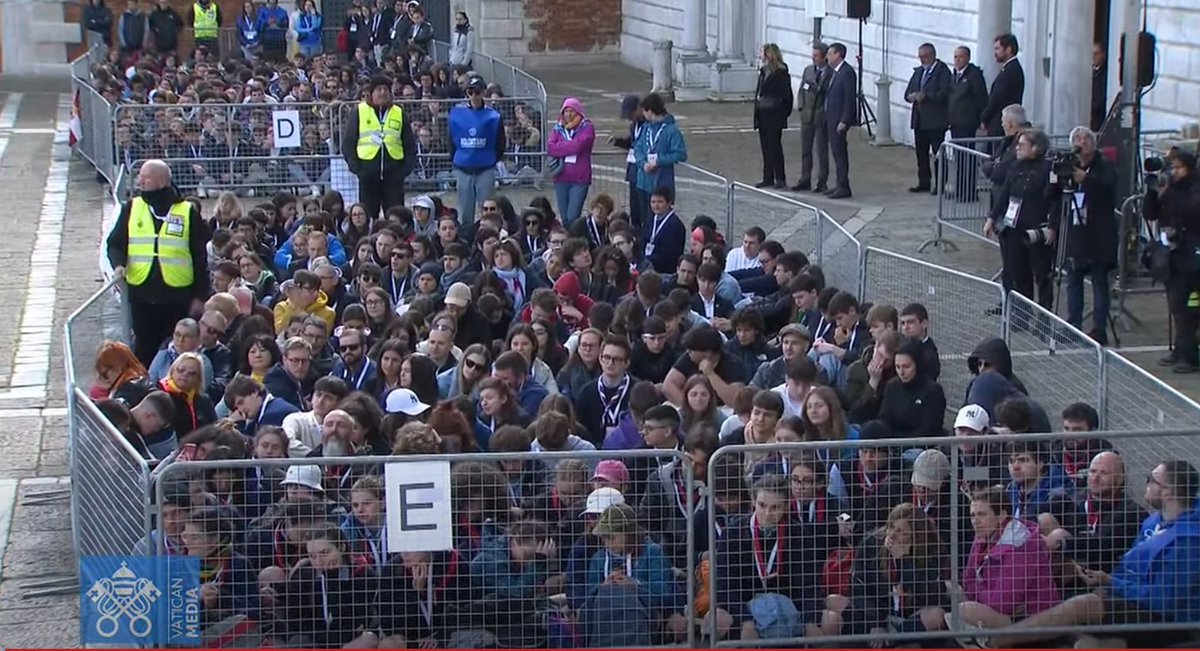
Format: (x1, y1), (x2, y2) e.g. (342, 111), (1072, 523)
(1166, 263), (1200, 366)
(131, 300), (191, 367)
(358, 173), (406, 222)
(758, 126), (786, 185)
(827, 122), (851, 191)
(949, 126), (978, 198)
(1000, 228), (1054, 310)
(798, 120), (828, 187)
(913, 128), (945, 188)
(628, 184), (648, 231)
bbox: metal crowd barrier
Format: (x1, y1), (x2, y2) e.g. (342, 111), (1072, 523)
(922, 137), (1003, 252)
(152, 449), (697, 648)
(707, 431), (1200, 648)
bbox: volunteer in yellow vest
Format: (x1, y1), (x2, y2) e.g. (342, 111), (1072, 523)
(107, 160), (211, 367)
(341, 75), (416, 221)
(189, 0), (221, 57)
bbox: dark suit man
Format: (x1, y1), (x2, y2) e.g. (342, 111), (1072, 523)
(792, 43), (831, 192)
(904, 43), (952, 193)
(947, 46), (989, 200)
(1091, 43), (1108, 132)
(979, 33), (1024, 138)
(824, 42), (858, 199)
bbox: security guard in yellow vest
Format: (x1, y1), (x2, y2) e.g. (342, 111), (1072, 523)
(107, 160), (211, 366)
(189, 0), (221, 56)
(341, 75), (416, 221)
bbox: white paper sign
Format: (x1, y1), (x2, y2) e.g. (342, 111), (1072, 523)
(385, 460), (453, 552)
(272, 110), (301, 148)
(805, 0), (827, 18)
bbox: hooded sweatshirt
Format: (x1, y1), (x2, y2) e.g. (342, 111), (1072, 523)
(552, 271), (594, 332)
(1111, 508), (1200, 622)
(877, 344), (947, 439)
(967, 372), (1051, 432)
(962, 517), (1060, 617)
(546, 98), (597, 186)
(966, 338), (1026, 395)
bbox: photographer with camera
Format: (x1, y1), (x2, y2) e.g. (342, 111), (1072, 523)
(985, 128), (1057, 311)
(981, 105), (1031, 298)
(1061, 126), (1117, 345)
(1144, 148), (1200, 373)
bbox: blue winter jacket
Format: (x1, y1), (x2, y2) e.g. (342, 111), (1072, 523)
(1007, 463), (1073, 521)
(632, 114), (687, 194)
(274, 233), (348, 270)
(583, 539), (681, 612)
(296, 12), (322, 45)
(237, 13), (263, 46)
(1110, 508), (1200, 622)
(469, 527), (553, 600)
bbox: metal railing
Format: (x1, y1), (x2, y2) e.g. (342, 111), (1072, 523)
(922, 137), (1003, 252)
(706, 431), (1200, 648)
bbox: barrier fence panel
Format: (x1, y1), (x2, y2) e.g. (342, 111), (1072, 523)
(707, 432), (1200, 648)
(586, 149), (636, 216)
(728, 181), (819, 266)
(64, 277), (130, 400)
(152, 449), (695, 648)
(861, 247), (1005, 413)
(71, 53), (116, 184)
(816, 209), (863, 300)
(1002, 291), (1104, 427)
(71, 387), (153, 560)
(927, 138), (1003, 250)
(676, 163), (731, 234)
(1102, 349), (1200, 432)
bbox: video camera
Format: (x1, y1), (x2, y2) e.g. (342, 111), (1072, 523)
(1048, 146), (1082, 190)
(1143, 155), (1168, 191)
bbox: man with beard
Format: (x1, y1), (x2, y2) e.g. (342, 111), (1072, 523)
(330, 327), (377, 392)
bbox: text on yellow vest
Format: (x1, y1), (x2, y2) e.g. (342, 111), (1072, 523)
(126, 197), (195, 288)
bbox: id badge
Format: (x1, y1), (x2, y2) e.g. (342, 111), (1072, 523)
(1003, 199), (1021, 228)
(1071, 191), (1087, 226)
(245, 29), (257, 39)
(802, 82), (811, 90)
(644, 243), (656, 257)
(166, 219), (184, 236)
(564, 155), (578, 164)
(647, 153), (658, 165)
(349, 23), (357, 32)
(626, 149), (636, 164)
(370, 132), (384, 145)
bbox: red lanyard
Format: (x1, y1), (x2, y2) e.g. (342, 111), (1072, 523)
(1063, 451), (1082, 477)
(859, 465), (877, 495)
(750, 514), (783, 588)
(796, 497), (825, 524)
(673, 474), (699, 518)
(550, 489), (561, 512)
(273, 527), (290, 568)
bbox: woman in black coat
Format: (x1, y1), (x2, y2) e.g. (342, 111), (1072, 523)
(754, 43), (794, 189)
(878, 340), (947, 439)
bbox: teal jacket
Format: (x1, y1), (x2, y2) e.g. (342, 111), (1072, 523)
(633, 114), (687, 194)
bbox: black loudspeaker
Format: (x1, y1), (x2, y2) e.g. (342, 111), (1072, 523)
(847, 0), (871, 19)
(1118, 31), (1156, 89)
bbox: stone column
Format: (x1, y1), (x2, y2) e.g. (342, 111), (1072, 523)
(674, 0), (713, 100)
(715, 0), (739, 59)
(1049, 0), (1096, 134)
(708, 0), (758, 100)
(976, 0), (1013, 87)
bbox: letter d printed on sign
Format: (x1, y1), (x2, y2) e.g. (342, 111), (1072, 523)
(272, 109), (301, 148)
(385, 460), (452, 553)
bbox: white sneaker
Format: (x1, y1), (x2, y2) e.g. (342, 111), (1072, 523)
(944, 612), (990, 649)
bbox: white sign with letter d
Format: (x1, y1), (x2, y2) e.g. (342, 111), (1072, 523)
(272, 110), (301, 148)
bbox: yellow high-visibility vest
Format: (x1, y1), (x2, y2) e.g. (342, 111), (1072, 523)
(356, 102), (405, 161)
(193, 2), (218, 39)
(126, 198), (195, 288)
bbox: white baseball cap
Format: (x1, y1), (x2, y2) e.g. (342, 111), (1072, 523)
(385, 388), (431, 416)
(281, 464), (324, 492)
(581, 486), (626, 516)
(954, 404), (989, 432)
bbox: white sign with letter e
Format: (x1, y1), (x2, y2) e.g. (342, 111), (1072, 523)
(385, 460), (452, 552)
(272, 110), (301, 148)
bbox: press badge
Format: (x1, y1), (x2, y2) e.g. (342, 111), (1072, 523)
(647, 153), (659, 165)
(1003, 199), (1021, 228)
(644, 243), (656, 257)
(565, 155), (578, 164)
(165, 218), (184, 236)
(1071, 192), (1087, 226)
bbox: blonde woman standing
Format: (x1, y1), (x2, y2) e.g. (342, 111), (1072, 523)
(753, 43), (794, 189)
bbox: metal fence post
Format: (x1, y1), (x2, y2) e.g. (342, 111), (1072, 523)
(724, 181), (734, 236)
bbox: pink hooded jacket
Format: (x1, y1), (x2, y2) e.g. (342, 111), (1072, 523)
(961, 517), (1061, 618)
(546, 97), (596, 185)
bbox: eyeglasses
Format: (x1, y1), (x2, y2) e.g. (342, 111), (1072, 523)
(601, 353), (627, 364)
(365, 299), (386, 307)
(579, 341), (598, 350)
(482, 205), (498, 212)
(550, 238), (568, 246)
(391, 251), (409, 259)
(525, 220), (539, 227)
(361, 275), (380, 282)
(339, 343), (362, 352)
(463, 357), (485, 370)
(286, 356), (311, 364)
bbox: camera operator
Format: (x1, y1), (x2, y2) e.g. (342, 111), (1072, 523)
(1144, 148), (1200, 373)
(982, 104), (1031, 296)
(1061, 126), (1117, 345)
(985, 128), (1056, 310)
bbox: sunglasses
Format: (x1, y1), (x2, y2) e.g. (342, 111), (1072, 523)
(482, 205), (498, 212)
(463, 357), (485, 370)
(525, 220), (539, 227)
(339, 343), (362, 352)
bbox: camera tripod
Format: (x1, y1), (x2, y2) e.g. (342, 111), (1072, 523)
(854, 18), (877, 140)
(1051, 188), (1126, 347)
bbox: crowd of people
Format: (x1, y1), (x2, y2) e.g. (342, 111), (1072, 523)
(89, 149), (1200, 648)
(75, 9), (1200, 649)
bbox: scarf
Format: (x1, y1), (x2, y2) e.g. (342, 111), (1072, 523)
(560, 113), (583, 131)
(199, 551), (231, 584)
(162, 376), (195, 403)
(455, 22), (469, 34)
(494, 267), (526, 306)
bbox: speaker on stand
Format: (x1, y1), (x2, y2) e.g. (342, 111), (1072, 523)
(847, 0), (871, 19)
(845, 0), (877, 138)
